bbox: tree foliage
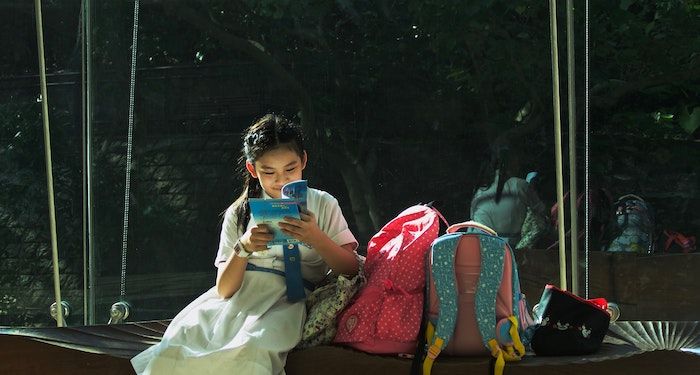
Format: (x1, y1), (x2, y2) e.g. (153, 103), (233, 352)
(0, 0), (698, 325)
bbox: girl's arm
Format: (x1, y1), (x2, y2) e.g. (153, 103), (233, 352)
(280, 211), (359, 276)
(215, 226), (273, 298)
(215, 255), (247, 298)
(308, 235), (359, 276)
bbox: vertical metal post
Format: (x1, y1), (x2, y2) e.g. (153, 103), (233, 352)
(549, 0), (567, 291)
(566, 0), (580, 295)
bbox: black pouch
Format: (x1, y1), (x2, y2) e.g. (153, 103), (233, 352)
(530, 284), (611, 356)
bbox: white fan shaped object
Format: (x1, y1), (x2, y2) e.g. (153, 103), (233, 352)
(605, 321), (700, 352)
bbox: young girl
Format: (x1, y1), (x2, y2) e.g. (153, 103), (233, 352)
(470, 142), (547, 249)
(131, 114), (359, 375)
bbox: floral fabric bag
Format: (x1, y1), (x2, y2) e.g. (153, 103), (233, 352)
(296, 255), (366, 349)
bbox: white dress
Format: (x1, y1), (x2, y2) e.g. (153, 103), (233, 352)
(131, 188), (358, 375)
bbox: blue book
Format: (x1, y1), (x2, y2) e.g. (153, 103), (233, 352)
(249, 180), (308, 245)
(281, 179), (308, 211)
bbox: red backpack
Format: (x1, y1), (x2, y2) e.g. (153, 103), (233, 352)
(334, 205), (446, 354)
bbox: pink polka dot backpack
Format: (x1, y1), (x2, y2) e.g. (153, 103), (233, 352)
(334, 204), (447, 355)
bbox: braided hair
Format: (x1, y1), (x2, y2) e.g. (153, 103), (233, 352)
(474, 142), (511, 204)
(231, 114), (306, 234)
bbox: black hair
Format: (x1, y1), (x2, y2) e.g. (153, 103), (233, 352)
(474, 142), (511, 203)
(230, 114), (306, 233)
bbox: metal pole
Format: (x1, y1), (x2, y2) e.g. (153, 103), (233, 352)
(34, 0), (64, 327)
(549, 0), (568, 291)
(566, 0), (580, 295)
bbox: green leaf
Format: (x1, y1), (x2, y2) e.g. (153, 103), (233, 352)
(679, 106), (700, 134)
(645, 21), (656, 35)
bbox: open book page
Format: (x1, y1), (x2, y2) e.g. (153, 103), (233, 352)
(249, 180), (308, 245)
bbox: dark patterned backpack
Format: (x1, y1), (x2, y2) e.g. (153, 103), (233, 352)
(605, 194), (655, 253)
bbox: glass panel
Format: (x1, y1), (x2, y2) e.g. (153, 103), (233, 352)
(0, 0), (83, 326)
(87, 1), (568, 323)
(0, 1), (595, 326)
(2, 0), (696, 329)
(589, 0), (699, 320)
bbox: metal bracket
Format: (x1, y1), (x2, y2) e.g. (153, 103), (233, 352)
(50, 301), (71, 322)
(108, 301), (131, 324)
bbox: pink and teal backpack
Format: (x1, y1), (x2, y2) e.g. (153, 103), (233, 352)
(418, 221), (534, 375)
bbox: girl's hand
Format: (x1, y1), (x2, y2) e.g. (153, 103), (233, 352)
(240, 224), (274, 252)
(279, 209), (325, 247)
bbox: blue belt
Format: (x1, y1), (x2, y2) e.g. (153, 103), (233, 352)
(245, 254), (314, 301)
(283, 243), (306, 302)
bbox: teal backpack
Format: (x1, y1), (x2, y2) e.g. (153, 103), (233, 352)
(417, 221), (534, 375)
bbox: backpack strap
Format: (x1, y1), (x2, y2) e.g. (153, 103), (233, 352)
(506, 242), (523, 331)
(505, 241), (536, 345)
(429, 205), (450, 228)
(421, 233), (461, 375)
(447, 220), (498, 236)
(475, 235), (525, 375)
(475, 235), (506, 345)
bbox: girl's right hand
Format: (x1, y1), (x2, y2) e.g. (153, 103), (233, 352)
(241, 224), (274, 252)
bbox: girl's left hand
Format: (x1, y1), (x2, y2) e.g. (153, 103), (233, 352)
(278, 209), (324, 246)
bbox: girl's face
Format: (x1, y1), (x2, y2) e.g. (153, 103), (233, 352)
(246, 146), (306, 198)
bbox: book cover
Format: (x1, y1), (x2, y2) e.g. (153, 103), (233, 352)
(249, 180), (308, 245)
(282, 179), (308, 211)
